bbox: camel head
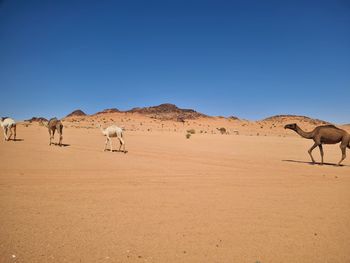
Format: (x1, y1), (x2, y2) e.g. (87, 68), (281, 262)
(97, 123), (107, 135)
(284, 123), (297, 131)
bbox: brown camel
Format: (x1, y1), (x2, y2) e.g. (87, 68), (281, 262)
(44, 118), (63, 146)
(284, 123), (350, 166)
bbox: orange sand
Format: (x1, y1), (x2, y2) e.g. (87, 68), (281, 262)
(1, 117), (349, 262)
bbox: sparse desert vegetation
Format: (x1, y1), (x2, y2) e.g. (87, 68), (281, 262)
(186, 129), (196, 134)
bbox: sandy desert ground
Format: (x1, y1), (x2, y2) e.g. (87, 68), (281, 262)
(1, 116), (350, 263)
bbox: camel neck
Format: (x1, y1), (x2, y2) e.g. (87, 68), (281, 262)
(295, 125), (314, 139)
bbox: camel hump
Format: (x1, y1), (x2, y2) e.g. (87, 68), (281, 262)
(48, 117), (61, 125)
(1, 117), (9, 121)
(322, 124), (340, 129)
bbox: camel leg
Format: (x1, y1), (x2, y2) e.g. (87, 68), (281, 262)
(118, 138), (122, 151)
(109, 137), (113, 152)
(318, 145), (324, 164)
(58, 133), (63, 146)
(117, 136), (121, 151)
(118, 137), (125, 152)
(13, 125), (16, 141)
(3, 127), (8, 141)
(308, 142), (318, 163)
(337, 146), (346, 166)
(104, 138), (109, 151)
(49, 130), (53, 145)
(7, 126), (13, 140)
(50, 129), (55, 145)
(58, 124), (63, 146)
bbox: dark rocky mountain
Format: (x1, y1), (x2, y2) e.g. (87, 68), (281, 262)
(126, 103), (207, 121)
(66, 110), (87, 117)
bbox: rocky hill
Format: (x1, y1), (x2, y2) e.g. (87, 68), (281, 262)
(228, 115), (240, 120)
(94, 108), (120, 115)
(262, 115), (330, 126)
(26, 117), (48, 123)
(66, 109), (87, 117)
(126, 103), (207, 121)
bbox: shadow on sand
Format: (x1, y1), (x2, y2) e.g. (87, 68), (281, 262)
(50, 143), (70, 147)
(282, 159), (347, 167)
(10, 138), (24, 141)
(105, 149), (128, 154)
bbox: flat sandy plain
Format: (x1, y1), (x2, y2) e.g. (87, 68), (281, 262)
(1, 117), (350, 263)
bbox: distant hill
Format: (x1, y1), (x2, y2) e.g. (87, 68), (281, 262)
(63, 104), (340, 125)
(126, 103), (207, 121)
(262, 115), (330, 125)
(66, 109), (87, 117)
(94, 108), (120, 115)
(26, 117), (48, 123)
(228, 115), (240, 120)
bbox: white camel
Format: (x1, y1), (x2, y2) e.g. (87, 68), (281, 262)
(99, 124), (126, 152)
(0, 117), (16, 141)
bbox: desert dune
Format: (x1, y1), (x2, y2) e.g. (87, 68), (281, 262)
(1, 110), (350, 263)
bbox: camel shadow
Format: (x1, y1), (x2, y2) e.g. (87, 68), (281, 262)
(8, 138), (24, 141)
(50, 143), (70, 147)
(282, 159), (348, 167)
(106, 149), (128, 154)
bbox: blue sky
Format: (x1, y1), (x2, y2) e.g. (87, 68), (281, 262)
(0, 0), (349, 123)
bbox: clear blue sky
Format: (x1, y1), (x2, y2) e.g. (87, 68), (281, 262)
(0, 0), (349, 123)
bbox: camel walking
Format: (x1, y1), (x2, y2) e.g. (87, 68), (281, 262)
(44, 118), (63, 146)
(284, 123), (350, 166)
(0, 117), (16, 141)
(99, 124), (126, 153)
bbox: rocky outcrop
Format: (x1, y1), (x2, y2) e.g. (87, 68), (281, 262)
(127, 103), (207, 121)
(66, 110), (87, 117)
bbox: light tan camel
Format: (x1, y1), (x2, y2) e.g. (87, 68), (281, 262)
(99, 124), (126, 153)
(0, 117), (16, 141)
(284, 123), (350, 166)
(44, 118), (63, 146)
